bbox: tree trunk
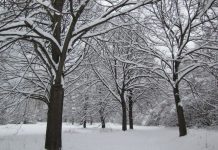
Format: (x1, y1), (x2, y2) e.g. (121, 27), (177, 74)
(83, 120), (86, 128)
(99, 109), (105, 128)
(83, 101), (87, 128)
(45, 84), (64, 150)
(90, 116), (93, 125)
(45, 1), (65, 149)
(173, 86), (187, 136)
(71, 117), (74, 125)
(128, 95), (134, 130)
(121, 97), (127, 131)
(100, 115), (105, 128)
(173, 60), (187, 136)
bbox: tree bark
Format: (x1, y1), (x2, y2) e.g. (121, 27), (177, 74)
(173, 86), (187, 136)
(45, 84), (64, 150)
(99, 108), (105, 128)
(90, 116), (93, 125)
(71, 117), (74, 125)
(128, 94), (134, 129)
(83, 120), (86, 128)
(45, 1), (65, 148)
(173, 60), (187, 136)
(121, 95), (127, 131)
(83, 99), (87, 128)
(100, 115), (105, 128)
(51, 0), (65, 64)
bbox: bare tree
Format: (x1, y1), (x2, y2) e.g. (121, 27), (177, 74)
(0, 0), (158, 149)
(123, 0), (217, 136)
(87, 19), (156, 130)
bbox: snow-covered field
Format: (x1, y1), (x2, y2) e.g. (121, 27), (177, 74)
(0, 123), (217, 150)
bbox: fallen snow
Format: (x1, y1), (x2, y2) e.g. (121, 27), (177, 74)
(0, 123), (217, 150)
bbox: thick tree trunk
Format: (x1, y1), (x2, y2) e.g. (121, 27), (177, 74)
(173, 86), (187, 136)
(128, 97), (133, 130)
(121, 97), (127, 131)
(45, 84), (64, 150)
(45, 1), (65, 149)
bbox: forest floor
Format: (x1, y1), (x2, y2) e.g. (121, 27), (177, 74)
(0, 123), (217, 150)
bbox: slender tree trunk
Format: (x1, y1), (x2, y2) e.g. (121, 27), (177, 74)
(83, 99), (87, 128)
(45, 84), (64, 150)
(173, 86), (187, 136)
(121, 95), (127, 131)
(72, 117), (74, 125)
(90, 116), (93, 125)
(99, 109), (105, 128)
(128, 95), (133, 130)
(100, 115), (105, 128)
(83, 120), (86, 128)
(173, 61), (187, 136)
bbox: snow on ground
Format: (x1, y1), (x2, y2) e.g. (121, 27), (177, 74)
(0, 123), (217, 150)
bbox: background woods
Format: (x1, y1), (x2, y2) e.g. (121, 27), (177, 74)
(0, 0), (218, 150)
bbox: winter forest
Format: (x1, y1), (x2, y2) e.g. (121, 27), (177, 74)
(0, 0), (218, 150)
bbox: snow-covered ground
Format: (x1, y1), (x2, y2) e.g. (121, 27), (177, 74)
(0, 123), (217, 150)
